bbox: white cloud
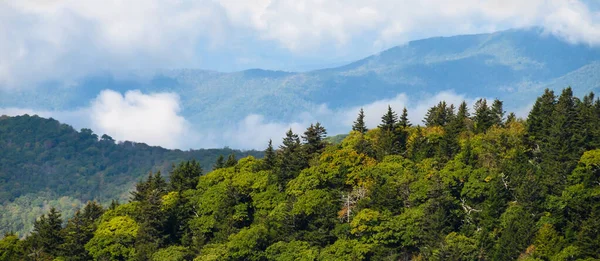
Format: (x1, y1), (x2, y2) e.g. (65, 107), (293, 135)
(1, 1), (599, 88)
(1, 89), (534, 150)
(0, 89), (196, 149)
(88, 90), (194, 149)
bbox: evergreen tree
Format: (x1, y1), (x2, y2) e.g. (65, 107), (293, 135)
(169, 160), (202, 192)
(527, 89), (556, 145)
(379, 105), (398, 131)
(132, 172), (169, 261)
(473, 99), (493, 133)
(505, 112), (516, 125)
(424, 101), (453, 127)
(225, 153), (238, 168)
(28, 207), (64, 258)
(60, 201), (104, 261)
(399, 107), (411, 128)
(303, 122), (328, 155)
(352, 108), (368, 134)
(491, 99), (505, 127)
(213, 155), (225, 170)
(263, 139), (276, 170)
(545, 87), (583, 189)
(276, 129), (306, 186)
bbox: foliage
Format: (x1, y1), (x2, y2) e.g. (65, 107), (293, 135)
(3, 88), (600, 261)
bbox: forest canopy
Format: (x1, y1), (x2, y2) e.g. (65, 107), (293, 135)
(1, 87), (600, 260)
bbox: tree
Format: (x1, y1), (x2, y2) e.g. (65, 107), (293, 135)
(263, 139), (276, 170)
(473, 99), (493, 133)
(379, 105), (398, 131)
(302, 122), (328, 155)
(213, 155), (225, 170)
(491, 99), (505, 127)
(399, 107), (411, 128)
(225, 153), (238, 168)
(424, 101), (453, 127)
(527, 89), (556, 144)
(169, 160), (202, 192)
(276, 129), (306, 186)
(60, 201), (105, 261)
(28, 207), (64, 258)
(352, 108), (368, 134)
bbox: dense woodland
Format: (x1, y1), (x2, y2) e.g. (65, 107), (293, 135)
(0, 115), (262, 236)
(1, 87), (600, 260)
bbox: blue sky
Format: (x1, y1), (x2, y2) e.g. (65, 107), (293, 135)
(1, 0), (600, 89)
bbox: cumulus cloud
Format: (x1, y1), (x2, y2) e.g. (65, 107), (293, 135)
(88, 90), (195, 149)
(1, 0), (599, 88)
(0, 89), (196, 149)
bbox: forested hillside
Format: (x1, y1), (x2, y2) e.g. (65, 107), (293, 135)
(0, 115), (263, 236)
(2, 87), (600, 260)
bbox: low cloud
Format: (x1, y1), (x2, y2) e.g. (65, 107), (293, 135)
(0, 89), (196, 149)
(88, 90), (194, 149)
(0, 89), (536, 150)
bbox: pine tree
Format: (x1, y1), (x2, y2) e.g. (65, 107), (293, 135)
(302, 122), (327, 155)
(169, 160), (203, 192)
(424, 101), (453, 127)
(60, 201), (104, 261)
(505, 112), (516, 125)
(263, 139), (276, 170)
(399, 107), (411, 128)
(352, 108), (368, 134)
(545, 87), (583, 188)
(29, 207), (64, 258)
(527, 89), (556, 145)
(225, 153), (237, 168)
(379, 105), (398, 131)
(276, 129), (306, 186)
(473, 99), (493, 133)
(213, 155), (225, 170)
(132, 172), (168, 261)
(491, 99), (505, 127)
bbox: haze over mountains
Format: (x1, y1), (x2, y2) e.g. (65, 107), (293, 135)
(1, 28), (599, 149)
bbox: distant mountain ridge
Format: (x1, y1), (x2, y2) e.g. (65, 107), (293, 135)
(0, 115), (263, 236)
(1, 27), (599, 130)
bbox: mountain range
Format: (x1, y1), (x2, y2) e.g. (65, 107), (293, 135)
(1, 28), (599, 133)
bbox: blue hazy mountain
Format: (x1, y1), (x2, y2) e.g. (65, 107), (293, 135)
(2, 27), (599, 128)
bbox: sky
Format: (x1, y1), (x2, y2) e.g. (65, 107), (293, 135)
(0, 0), (599, 149)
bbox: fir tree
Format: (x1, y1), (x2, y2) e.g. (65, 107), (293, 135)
(506, 112), (516, 125)
(169, 160), (203, 192)
(473, 99), (493, 133)
(352, 108), (368, 134)
(302, 122), (328, 155)
(263, 139), (276, 170)
(225, 153), (238, 168)
(60, 201), (104, 261)
(399, 107), (411, 128)
(379, 105), (398, 131)
(491, 99), (505, 127)
(29, 207), (64, 258)
(213, 155), (225, 170)
(276, 129), (305, 186)
(527, 89), (556, 145)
